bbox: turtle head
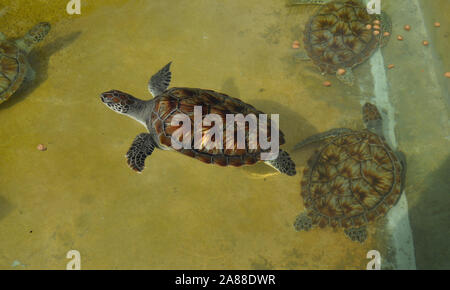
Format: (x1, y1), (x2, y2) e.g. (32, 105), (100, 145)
(101, 90), (140, 114)
(101, 90), (149, 126)
(362, 103), (383, 135)
(25, 22), (51, 43)
(19, 22), (51, 53)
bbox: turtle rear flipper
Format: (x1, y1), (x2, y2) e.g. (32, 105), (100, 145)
(126, 133), (156, 173)
(344, 227), (368, 243)
(294, 213), (312, 231)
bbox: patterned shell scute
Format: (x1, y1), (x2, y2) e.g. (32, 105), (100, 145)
(303, 0), (379, 74)
(301, 131), (403, 229)
(0, 41), (27, 102)
(151, 87), (285, 167)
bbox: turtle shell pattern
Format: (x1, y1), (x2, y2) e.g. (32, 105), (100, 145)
(304, 0), (380, 74)
(150, 87), (285, 166)
(300, 130), (403, 229)
(0, 40), (27, 102)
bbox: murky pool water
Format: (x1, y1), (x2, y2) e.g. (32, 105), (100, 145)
(0, 0), (448, 269)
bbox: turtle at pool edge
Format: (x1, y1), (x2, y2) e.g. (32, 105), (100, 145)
(293, 0), (391, 86)
(0, 22), (51, 104)
(293, 103), (406, 242)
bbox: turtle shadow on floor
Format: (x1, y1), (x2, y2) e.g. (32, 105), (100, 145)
(0, 31), (82, 111)
(220, 77), (319, 176)
(405, 155), (450, 269)
(0, 196), (14, 221)
(245, 98), (319, 176)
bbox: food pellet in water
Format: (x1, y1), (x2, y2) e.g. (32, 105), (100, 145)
(37, 144), (47, 151)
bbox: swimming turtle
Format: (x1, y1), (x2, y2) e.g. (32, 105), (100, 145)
(293, 103), (406, 242)
(101, 62), (296, 176)
(0, 22), (51, 104)
(293, 0), (391, 85)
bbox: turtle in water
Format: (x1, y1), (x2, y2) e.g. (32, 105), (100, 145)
(0, 22), (51, 104)
(293, 103), (406, 242)
(100, 62), (296, 176)
(293, 0), (391, 85)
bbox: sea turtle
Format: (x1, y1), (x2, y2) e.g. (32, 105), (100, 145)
(100, 62), (297, 176)
(0, 22), (51, 104)
(293, 103), (406, 242)
(293, 0), (391, 85)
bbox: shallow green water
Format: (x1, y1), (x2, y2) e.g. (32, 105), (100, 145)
(0, 0), (448, 269)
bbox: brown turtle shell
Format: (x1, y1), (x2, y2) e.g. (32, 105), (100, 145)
(0, 40), (27, 103)
(150, 87), (285, 167)
(303, 0), (379, 74)
(300, 130), (403, 229)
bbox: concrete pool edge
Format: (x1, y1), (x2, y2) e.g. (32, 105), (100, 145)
(369, 50), (417, 270)
(364, 0), (417, 270)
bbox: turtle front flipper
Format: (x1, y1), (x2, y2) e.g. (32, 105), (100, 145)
(148, 62), (172, 97)
(395, 150), (407, 196)
(265, 150), (297, 176)
(126, 133), (156, 173)
(294, 128), (353, 150)
(344, 226), (368, 243)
